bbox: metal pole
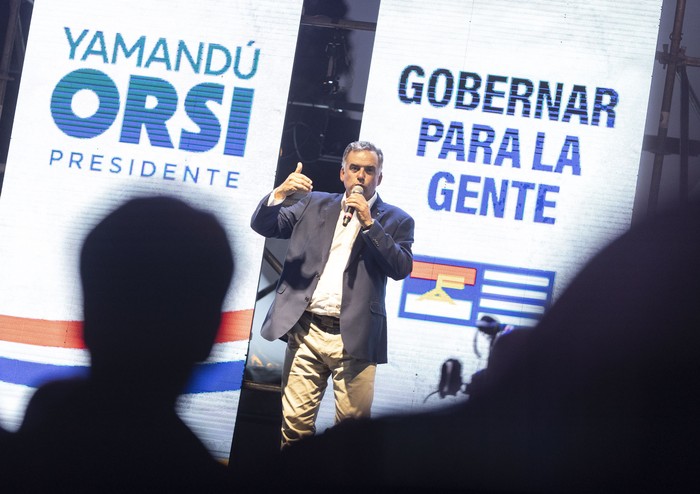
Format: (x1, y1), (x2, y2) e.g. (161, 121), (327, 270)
(679, 64), (689, 205)
(0, 0), (22, 122)
(647, 0), (686, 215)
(263, 247), (283, 274)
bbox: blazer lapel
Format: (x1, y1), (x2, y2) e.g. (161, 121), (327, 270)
(347, 196), (384, 266)
(370, 196), (385, 222)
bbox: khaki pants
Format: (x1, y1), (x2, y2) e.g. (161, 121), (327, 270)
(280, 317), (376, 447)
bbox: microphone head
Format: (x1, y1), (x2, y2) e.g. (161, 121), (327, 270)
(351, 185), (364, 195)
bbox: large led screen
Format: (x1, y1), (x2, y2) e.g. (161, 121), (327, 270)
(0, 0), (303, 459)
(310, 0), (663, 429)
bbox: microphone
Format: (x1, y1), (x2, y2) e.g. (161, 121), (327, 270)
(342, 185), (364, 226)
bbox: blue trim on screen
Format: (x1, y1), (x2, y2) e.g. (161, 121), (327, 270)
(0, 357), (244, 393)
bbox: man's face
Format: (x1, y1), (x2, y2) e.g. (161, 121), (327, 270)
(340, 149), (383, 200)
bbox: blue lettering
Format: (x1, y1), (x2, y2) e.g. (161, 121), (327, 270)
(179, 83), (224, 152)
(562, 85), (589, 124)
(205, 44), (231, 76)
(455, 72), (480, 110)
(51, 69), (120, 138)
(176, 41), (204, 73)
(438, 121), (465, 161)
(534, 81), (563, 121)
(65, 27), (89, 59)
(483, 75), (507, 114)
(111, 34), (146, 65)
(90, 154), (103, 171)
(207, 168), (220, 185)
(184, 165), (199, 183)
(468, 124), (495, 164)
(141, 161), (156, 177)
(69, 152), (83, 168)
(592, 87), (618, 128)
(49, 149), (63, 165)
(428, 171), (454, 211)
(511, 181), (535, 220)
(532, 132), (553, 172)
(495, 128), (521, 168)
(226, 171), (240, 188)
(110, 157), (122, 173)
(535, 184), (559, 224)
(51, 67), (254, 157)
(119, 75), (177, 148)
(223, 87), (254, 157)
(163, 163), (177, 180)
(144, 38), (172, 70)
(82, 31), (108, 63)
(456, 174), (480, 214)
(417, 118), (443, 157)
(427, 69), (453, 107)
(398, 65), (424, 104)
(480, 177), (508, 218)
(507, 78), (533, 117)
(555, 136), (581, 175)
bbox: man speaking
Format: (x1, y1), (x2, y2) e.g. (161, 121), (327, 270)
(251, 141), (415, 447)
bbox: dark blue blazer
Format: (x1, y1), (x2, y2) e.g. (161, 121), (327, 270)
(251, 191), (414, 363)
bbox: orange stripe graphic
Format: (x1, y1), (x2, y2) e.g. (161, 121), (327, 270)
(0, 315), (84, 348)
(216, 310), (254, 343)
(411, 261), (477, 285)
(0, 309), (254, 349)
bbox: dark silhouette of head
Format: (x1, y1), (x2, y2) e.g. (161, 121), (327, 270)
(79, 196), (233, 401)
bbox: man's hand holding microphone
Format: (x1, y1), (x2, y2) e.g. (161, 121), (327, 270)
(344, 185), (373, 229)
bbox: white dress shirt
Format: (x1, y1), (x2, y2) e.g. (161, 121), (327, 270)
(267, 190), (377, 317)
(307, 192), (377, 317)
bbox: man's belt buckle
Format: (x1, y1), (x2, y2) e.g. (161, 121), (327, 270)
(305, 311), (341, 333)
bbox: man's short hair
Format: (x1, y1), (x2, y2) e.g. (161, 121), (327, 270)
(341, 141), (383, 170)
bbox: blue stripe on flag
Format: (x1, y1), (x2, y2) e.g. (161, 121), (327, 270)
(184, 360), (245, 393)
(0, 356), (88, 387)
(0, 357), (245, 393)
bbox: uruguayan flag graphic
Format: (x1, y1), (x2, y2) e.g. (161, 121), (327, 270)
(400, 255), (555, 327)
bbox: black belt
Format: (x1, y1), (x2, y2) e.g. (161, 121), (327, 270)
(303, 311), (341, 334)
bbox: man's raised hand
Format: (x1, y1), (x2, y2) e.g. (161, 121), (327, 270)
(273, 162), (313, 201)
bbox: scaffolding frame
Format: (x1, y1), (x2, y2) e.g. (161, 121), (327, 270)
(646, 0), (700, 214)
(0, 0), (30, 177)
